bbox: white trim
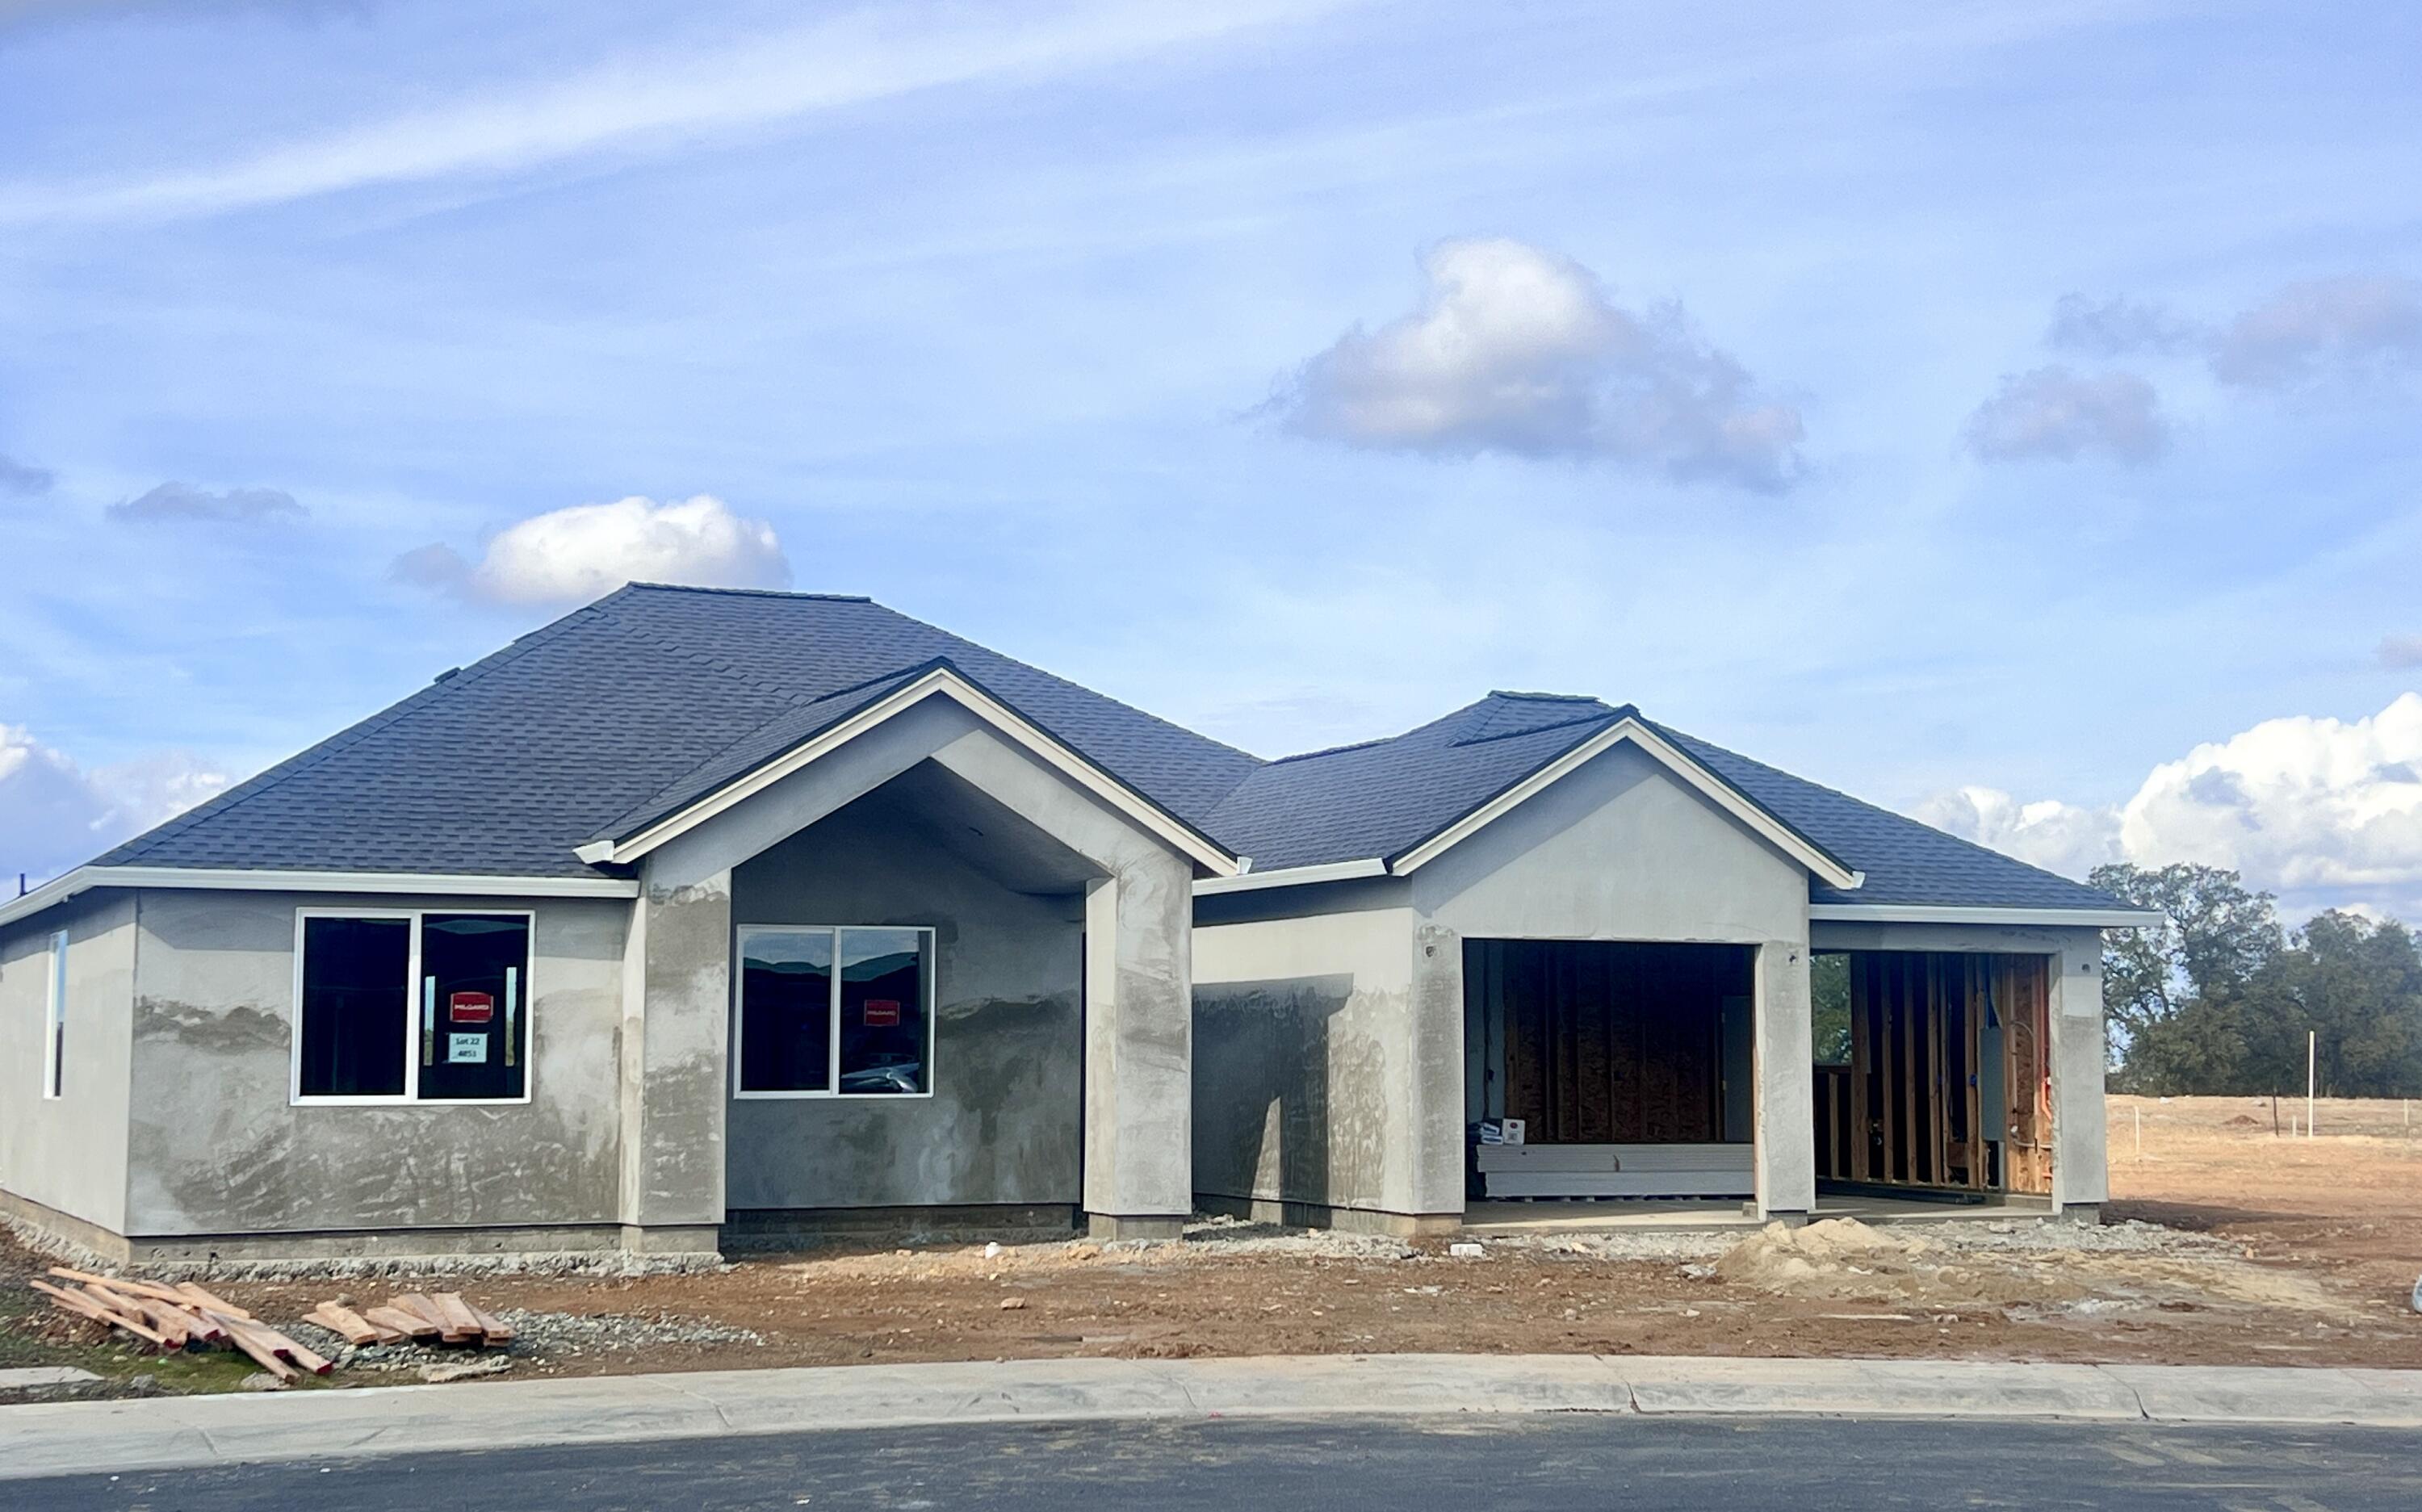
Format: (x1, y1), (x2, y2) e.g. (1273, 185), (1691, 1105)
(1385, 717), (1864, 890)
(0, 866), (633, 931)
(1808, 903), (2164, 928)
(42, 928), (68, 1100)
(1192, 858), (1389, 895)
(290, 907), (538, 1107)
(580, 668), (1240, 876)
(732, 924), (937, 1100)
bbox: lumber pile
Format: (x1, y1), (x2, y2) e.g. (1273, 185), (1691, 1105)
(308, 1291), (514, 1349)
(35, 1268), (332, 1382)
(33, 1271), (514, 1380)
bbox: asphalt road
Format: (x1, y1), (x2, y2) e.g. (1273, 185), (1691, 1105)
(27, 1414), (2422, 1510)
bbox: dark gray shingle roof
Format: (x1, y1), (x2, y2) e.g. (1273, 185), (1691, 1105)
(1207, 692), (2127, 912)
(95, 585), (1260, 877)
(90, 588), (2127, 912)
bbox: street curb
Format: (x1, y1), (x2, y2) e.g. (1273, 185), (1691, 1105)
(5, 1353), (2420, 1480)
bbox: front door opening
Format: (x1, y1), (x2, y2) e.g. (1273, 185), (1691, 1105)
(1464, 940), (1756, 1200)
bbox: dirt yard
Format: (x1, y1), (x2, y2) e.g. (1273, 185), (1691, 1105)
(6, 1093), (2420, 1399)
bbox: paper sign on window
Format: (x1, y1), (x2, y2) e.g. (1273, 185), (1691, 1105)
(446, 1032), (489, 1064)
(862, 999), (901, 1028)
(449, 991), (495, 1024)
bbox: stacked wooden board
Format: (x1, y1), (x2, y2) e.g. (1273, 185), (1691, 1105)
(31, 1271), (515, 1380)
(33, 1268), (333, 1382)
(307, 1292), (514, 1348)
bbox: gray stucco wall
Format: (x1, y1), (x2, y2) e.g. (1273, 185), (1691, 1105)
(0, 891), (136, 1235)
(1809, 918), (2109, 1209)
(725, 798), (1084, 1211)
(122, 889), (628, 1238)
(1195, 741), (1819, 1225)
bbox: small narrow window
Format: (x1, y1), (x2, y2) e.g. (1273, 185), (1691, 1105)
(295, 911), (532, 1103)
(736, 926), (932, 1097)
(43, 928), (68, 1099)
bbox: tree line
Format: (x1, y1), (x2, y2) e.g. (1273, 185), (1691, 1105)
(2092, 862), (2422, 1096)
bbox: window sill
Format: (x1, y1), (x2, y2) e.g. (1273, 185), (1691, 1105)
(290, 1095), (536, 1108)
(732, 1089), (935, 1101)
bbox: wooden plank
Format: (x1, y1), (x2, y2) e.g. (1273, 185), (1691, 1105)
(47, 1267), (200, 1309)
(430, 1292), (486, 1343)
(364, 1305), (442, 1339)
(174, 1283), (251, 1321)
(308, 1302), (385, 1347)
(208, 1316), (299, 1380)
(393, 1292), (452, 1330)
(35, 1282), (170, 1348)
(467, 1304), (516, 1345)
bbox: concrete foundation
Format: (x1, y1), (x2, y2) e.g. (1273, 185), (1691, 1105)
(1196, 1192), (1459, 1238)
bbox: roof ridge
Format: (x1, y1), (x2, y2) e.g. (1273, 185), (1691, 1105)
(622, 582), (874, 603)
(1486, 689), (1610, 704)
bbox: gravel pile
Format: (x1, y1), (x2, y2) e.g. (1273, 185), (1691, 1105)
(1180, 1217), (1418, 1261)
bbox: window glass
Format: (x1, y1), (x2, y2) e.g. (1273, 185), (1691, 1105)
(417, 914), (531, 1101)
(837, 928), (928, 1095)
(299, 917), (410, 1098)
(740, 928), (833, 1093)
(44, 929), (68, 1099)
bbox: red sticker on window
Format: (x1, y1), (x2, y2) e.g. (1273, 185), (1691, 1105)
(449, 991), (495, 1024)
(862, 999), (900, 1027)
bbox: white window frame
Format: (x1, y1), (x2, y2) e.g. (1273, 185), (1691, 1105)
(42, 928), (68, 1099)
(732, 924), (937, 1101)
(289, 907), (537, 1108)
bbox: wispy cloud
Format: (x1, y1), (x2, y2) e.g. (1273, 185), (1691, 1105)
(108, 480), (305, 524)
(0, 0), (1347, 225)
(1270, 237), (1805, 491)
(2209, 274), (2422, 391)
(0, 453), (53, 495)
(1963, 365), (2166, 465)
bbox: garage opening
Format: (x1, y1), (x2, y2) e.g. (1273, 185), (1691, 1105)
(1812, 952), (2052, 1199)
(1464, 940), (1756, 1200)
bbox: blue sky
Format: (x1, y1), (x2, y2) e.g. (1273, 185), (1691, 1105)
(3, 0), (2420, 917)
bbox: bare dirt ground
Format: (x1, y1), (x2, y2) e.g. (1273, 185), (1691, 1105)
(6, 1094), (2420, 1398)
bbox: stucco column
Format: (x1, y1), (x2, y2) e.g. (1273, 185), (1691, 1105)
(1753, 939), (1816, 1220)
(1082, 854), (1194, 1238)
(2048, 931), (2110, 1218)
(617, 869), (731, 1258)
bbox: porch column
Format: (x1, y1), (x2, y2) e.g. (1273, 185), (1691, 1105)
(1753, 939), (1816, 1221)
(616, 866), (732, 1259)
(1082, 853), (1195, 1239)
(2048, 931), (2109, 1219)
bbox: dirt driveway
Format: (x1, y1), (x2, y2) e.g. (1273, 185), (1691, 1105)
(6, 1095), (2420, 1397)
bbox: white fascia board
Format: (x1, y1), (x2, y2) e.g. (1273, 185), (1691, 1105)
(1192, 857), (1389, 895)
(589, 667), (1241, 877)
(1808, 903), (2165, 929)
(0, 865), (638, 929)
(1386, 718), (1864, 891)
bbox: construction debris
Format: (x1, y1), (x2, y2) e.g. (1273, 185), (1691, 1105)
(35, 1267), (327, 1381)
(31, 1268), (515, 1380)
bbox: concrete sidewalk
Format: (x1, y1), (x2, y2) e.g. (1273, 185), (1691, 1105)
(6, 1354), (2421, 1481)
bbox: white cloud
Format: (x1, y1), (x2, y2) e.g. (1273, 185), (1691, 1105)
(395, 493), (791, 607)
(0, 1), (1343, 224)
(2120, 693), (2422, 907)
(0, 724), (232, 885)
(107, 480), (305, 524)
(1963, 365), (2165, 465)
(1912, 785), (2121, 881)
(2208, 274), (2422, 391)
(1922, 693), (2422, 916)
(1272, 237), (1805, 490)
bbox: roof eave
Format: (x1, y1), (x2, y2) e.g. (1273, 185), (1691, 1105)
(586, 664), (1242, 877)
(1809, 902), (2164, 929)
